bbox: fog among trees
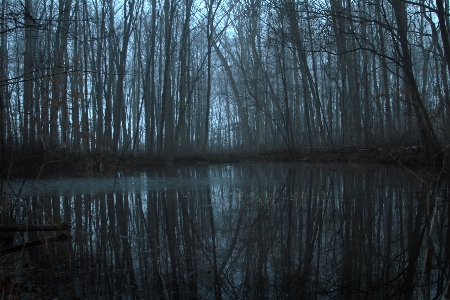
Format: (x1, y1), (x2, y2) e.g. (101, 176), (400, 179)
(1, 0), (449, 158)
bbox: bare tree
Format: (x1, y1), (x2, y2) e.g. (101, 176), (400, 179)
(50, 0), (72, 148)
(112, 0), (136, 153)
(158, 0), (176, 157)
(175, 0), (193, 154)
(391, 0), (441, 156)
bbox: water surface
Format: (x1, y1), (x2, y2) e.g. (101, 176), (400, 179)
(1, 162), (449, 299)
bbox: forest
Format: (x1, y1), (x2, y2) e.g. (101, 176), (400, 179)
(1, 0), (450, 164)
(2, 1), (450, 297)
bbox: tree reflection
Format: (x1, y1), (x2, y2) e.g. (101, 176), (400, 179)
(2, 163), (449, 299)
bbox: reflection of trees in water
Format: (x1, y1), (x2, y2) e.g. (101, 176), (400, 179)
(5, 164), (449, 299)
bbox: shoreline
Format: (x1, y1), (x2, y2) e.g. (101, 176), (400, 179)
(3, 145), (449, 179)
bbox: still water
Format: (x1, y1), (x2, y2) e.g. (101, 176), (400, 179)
(2, 162), (449, 299)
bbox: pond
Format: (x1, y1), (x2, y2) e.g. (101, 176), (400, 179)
(1, 162), (449, 299)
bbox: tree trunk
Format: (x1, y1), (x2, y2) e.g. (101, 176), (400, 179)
(213, 42), (253, 146)
(50, 0), (72, 149)
(435, 0), (450, 77)
(23, 0), (34, 151)
(391, 0), (441, 156)
(113, 0), (135, 153)
(176, 0), (193, 154)
(285, 0), (324, 149)
(158, 0), (175, 157)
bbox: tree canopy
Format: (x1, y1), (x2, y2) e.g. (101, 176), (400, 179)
(1, 0), (449, 158)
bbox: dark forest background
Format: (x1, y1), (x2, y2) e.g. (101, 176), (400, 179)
(1, 0), (450, 159)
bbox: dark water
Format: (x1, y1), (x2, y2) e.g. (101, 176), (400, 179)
(2, 162), (450, 299)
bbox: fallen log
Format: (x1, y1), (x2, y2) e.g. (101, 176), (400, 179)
(0, 223), (71, 232)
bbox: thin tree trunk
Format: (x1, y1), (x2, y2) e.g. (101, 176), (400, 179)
(158, 0), (175, 156)
(50, 0), (72, 149)
(0, 0), (8, 162)
(23, 0), (34, 151)
(176, 0), (193, 154)
(112, 0), (135, 153)
(436, 0), (450, 77)
(92, 3), (106, 151)
(285, 0), (324, 149)
(391, 0), (441, 157)
(213, 42), (253, 146)
(72, 0), (80, 151)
